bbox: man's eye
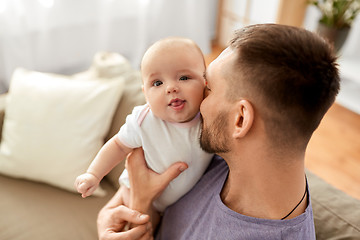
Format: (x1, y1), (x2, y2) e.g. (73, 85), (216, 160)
(152, 80), (163, 87)
(179, 76), (189, 81)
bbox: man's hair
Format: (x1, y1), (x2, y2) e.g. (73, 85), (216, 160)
(229, 24), (340, 149)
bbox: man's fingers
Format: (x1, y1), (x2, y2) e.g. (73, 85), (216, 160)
(100, 223), (151, 240)
(138, 225), (154, 240)
(108, 223), (151, 240)
(113, 205), (150, 225)
(129, 223), (152, 240)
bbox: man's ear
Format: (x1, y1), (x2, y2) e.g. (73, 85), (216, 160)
(233, 99), (254, 139)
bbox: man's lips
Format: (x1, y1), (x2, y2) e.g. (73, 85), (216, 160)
(168, 98), (186, 110)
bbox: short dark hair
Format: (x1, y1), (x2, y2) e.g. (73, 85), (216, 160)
(229, 24), (340, 148)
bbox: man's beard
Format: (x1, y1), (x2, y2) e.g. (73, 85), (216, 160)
(200, 110), (230, 154)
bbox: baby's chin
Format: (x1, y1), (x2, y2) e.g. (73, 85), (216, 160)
(170, 112), (201, 124)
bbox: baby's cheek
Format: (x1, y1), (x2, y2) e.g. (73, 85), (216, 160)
(203, 87), (210, 99)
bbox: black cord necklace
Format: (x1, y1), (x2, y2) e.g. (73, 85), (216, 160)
(281, 176), (308, 220)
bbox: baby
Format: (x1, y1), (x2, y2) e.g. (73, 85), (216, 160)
(75, 37), (213, 211)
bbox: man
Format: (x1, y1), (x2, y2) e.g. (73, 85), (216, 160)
(97, 24), (340, 239)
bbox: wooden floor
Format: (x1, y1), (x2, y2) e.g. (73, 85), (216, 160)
(306, 103), (360, 200)
(205, 46), (360, 200)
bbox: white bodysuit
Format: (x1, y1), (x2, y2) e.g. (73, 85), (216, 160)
(118, 104), (213, 211)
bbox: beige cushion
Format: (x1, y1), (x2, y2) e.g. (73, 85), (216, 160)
(307, 170), (360, 239)
(0, 67), (124, 195)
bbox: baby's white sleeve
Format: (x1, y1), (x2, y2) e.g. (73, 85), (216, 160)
(117, 105), (143, 148)
(118, 105), (148, 188)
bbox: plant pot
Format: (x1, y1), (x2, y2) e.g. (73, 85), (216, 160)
(317, 23), (351, 52)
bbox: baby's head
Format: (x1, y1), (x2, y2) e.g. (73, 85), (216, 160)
(141, 37), (206, 123)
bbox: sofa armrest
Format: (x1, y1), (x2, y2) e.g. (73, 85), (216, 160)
(307, 169), (360, 239)
(0, 93), (7, 140)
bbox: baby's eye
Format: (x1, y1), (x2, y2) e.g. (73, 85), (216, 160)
(179, 76), (189, 81)
(152, 80), (163, 87)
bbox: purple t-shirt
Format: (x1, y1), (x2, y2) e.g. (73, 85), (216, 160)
(156, 155), (316, 240)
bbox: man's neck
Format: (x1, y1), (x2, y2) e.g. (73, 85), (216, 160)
(219, 150), (307, 220)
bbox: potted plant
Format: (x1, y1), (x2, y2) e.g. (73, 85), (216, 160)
(308, 0), (360, 51)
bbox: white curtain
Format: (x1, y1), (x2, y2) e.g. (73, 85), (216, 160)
(0, 0), (218, 93)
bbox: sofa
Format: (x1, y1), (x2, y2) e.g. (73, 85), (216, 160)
(0, 53), (359, 240)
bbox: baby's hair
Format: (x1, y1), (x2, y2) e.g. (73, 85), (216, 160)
(141, 37), (206, 70)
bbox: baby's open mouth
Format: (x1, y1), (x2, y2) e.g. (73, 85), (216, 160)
(169, 98), (186, 110)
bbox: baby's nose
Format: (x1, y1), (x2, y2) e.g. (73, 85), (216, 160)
(166, 84), (179, 93)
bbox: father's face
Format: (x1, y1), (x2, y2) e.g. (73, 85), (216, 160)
(199, 48), (234, 154)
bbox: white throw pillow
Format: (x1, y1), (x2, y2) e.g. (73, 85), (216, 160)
(0, 68), (124, 195)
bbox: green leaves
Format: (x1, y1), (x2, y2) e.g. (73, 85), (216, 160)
(308, 0), (360, 28)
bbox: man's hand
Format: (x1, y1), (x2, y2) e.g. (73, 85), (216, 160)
(126, 147), (188, 211)
(126, 148), (188, 209)
(98, 205), (152, 240)
(97, 186), (153, 240)
(97, 148), (188, 239)
(74, 172), (100, 198)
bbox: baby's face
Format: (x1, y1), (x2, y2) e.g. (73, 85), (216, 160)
(142, 43), (205, 123)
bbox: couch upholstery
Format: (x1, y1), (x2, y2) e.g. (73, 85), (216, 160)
(0, 63), (146, 240)
(0, 72), (359, 239)
(308, 171), (360, 239)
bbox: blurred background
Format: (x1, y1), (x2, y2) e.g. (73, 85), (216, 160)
(0, 0), (218, 92)
(0, 0), (359, 113)
(0, 0), (359, 201)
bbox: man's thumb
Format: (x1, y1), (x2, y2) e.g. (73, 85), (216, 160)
(160, 162), (188, 188)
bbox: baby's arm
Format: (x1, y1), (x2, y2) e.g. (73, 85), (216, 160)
(75, 135), (132, 198)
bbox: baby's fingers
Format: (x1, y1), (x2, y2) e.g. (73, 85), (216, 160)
(81, 183), (98, 198)
(77, 181), (89, 192)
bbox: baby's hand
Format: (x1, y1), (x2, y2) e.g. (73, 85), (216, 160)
(75, 173), (100, 198)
